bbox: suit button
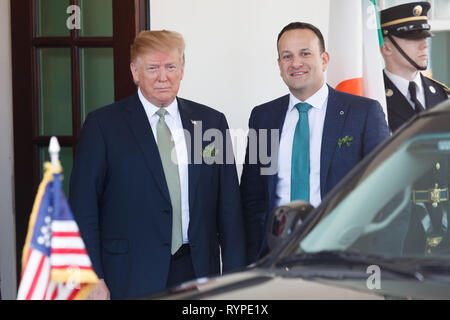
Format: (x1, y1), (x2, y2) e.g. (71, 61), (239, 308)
(163, 242), (170, 246)
(162, 209), (170, 214)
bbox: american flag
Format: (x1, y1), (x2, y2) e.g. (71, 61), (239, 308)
(17, 162), (98, 300)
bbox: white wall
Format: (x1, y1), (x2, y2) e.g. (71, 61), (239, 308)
(0, 0), (17, 299)
(150, 0), (330, 174)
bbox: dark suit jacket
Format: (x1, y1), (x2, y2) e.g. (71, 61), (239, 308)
(384, 71), (448, 133)
(69, 93), (246, 299)
(240, 85), (390, 263)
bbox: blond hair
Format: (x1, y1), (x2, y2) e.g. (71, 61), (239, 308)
(130, 30), (185, 65)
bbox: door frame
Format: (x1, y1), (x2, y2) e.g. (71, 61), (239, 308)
(10, 0), (148, 284)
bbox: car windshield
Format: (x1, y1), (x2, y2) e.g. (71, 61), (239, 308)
(293, 125), (450, 262)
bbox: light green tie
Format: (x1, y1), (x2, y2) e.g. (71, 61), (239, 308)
(156, 108), (182, 254)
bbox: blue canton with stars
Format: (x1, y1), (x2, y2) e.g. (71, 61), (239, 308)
(30, 173), (72, 256)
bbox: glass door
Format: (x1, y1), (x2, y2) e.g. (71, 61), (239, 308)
(11, 0), (149, 283)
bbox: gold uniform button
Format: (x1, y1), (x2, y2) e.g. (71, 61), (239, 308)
(413, 5), (423, 16)
(429, 86), (436, 94)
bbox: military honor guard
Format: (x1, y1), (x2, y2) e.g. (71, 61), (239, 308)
(380, 1), (449, 133)
(380, 2), (450, 254)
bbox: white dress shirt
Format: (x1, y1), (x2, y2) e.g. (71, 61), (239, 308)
(138, 89), (190, 244)
(384, 69), (426, 110)
(276, 83), (329, 208)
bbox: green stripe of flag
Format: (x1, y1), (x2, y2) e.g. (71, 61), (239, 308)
(370, 0), (384, 46)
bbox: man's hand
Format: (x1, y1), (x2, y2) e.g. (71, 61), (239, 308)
(88, 279), (110, 300)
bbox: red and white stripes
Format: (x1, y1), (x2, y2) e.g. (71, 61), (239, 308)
(17, 220), (95, 300)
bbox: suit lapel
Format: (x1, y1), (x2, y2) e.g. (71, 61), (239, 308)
(124, 93), (171, 203)
(320, 86), (349, 196)
(177, 98), (201, 211)
(273, 95), (290, 132)
(384, 71), (415, 121)
(267, 95), (289, 211)
(421, 74), (442, 109)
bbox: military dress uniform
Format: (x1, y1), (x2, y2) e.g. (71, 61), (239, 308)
(384, 72), (448, 132)
(380, 2), (450, 254)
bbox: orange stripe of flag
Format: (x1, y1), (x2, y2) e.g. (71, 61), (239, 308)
(335, 77), (363, 96)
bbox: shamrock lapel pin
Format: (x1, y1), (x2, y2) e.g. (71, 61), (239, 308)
(338, 135), (354, 148)
(202, 143), (218, 158)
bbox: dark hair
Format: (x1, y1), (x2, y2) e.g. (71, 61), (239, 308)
(277, 22), (326, 53)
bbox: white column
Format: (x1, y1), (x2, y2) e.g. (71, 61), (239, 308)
(0, 0), (17, 300)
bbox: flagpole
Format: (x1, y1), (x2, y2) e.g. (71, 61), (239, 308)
(49, 136), (60, 165)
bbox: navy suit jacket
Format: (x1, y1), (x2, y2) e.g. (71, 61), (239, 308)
(69, 93), (246, 299)
(240, 85), (390, 263)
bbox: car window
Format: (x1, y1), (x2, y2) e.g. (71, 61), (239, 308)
(299, 133), (450, 259)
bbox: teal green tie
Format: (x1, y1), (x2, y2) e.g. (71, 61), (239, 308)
(156, 108), (182, 254)
(291, 102), (312, 202)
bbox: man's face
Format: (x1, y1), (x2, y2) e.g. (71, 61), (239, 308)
(130, 49), (184, 107)
(277, 28), (329, 101)
(385, 36), (429, 71)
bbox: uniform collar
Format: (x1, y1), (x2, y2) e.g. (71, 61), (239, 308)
(384, 69), (423, 99)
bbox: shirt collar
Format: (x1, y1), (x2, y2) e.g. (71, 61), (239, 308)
(384, 69), (423, 98)
(138, 88), (179, 120)
(288, 82), (329, 112)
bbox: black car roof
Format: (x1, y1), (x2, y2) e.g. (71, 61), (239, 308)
(421, 99), (450, 115)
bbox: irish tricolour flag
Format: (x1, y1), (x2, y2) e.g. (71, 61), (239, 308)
(327, 0), (387, 118)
